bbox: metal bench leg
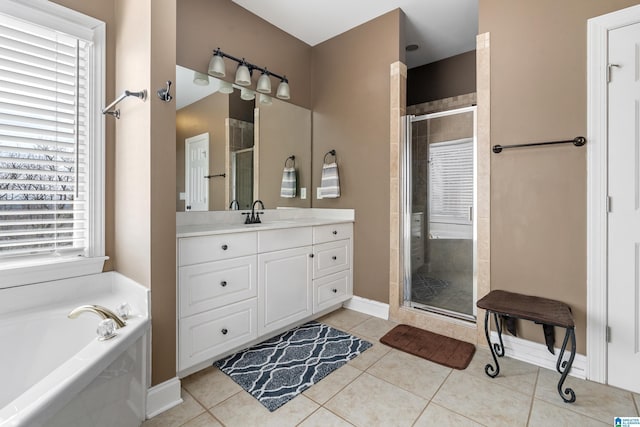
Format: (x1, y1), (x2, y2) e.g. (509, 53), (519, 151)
(483, 310), (501, 378)
(556, 327), (576, 403)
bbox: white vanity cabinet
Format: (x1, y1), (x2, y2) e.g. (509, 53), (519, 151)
(177, 220), (353, 375)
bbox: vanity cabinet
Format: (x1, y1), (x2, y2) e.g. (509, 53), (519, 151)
(177, 221), (353, 375)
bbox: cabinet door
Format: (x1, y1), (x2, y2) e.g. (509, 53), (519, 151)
(258, 246), (313, 335)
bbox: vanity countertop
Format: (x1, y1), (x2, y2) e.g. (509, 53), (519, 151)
(176, 218), (354, 238)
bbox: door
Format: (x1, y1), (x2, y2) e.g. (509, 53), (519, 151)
(258, 246), (313, 335)
(185, 133), (209, 211)
(607, 21), (640, 393)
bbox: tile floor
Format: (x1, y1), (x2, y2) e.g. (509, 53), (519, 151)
(143, 309), (640, 427)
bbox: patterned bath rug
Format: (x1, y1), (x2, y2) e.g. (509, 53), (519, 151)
(214, 320), (372, 412)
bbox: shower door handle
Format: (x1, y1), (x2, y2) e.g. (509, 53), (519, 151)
(469, 206), (473, 222)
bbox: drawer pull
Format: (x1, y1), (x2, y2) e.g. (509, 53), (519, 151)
(332, 230), (338, 235)
(220, 280), (228, 287)
(221, 244), (228, 250)
(332, 288), (338, 293)
(221, 328), (228, 335)
(332, 256), (337, 260)
(309, 254), (314, 258)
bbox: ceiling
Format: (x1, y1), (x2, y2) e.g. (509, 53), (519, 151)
(231, 0), (478, 69)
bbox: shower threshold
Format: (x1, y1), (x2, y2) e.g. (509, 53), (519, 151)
(408, 301), (476, 323)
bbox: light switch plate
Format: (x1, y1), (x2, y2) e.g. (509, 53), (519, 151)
(179, 192), (187, 200)
(317, 188), (323, 199)
(300, 187), (306, 199)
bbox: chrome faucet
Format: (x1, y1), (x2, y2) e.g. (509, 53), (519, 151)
(229, 199), (239, 210)
(68, 304), (127, 328)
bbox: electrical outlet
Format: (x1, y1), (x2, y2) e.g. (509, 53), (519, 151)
(317, 188), (323, 199)
(300, 188), (306, 199)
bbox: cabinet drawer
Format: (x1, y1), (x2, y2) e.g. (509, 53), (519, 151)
(179, 232), (256, 266)
(313, 223), (352, 244)
(179, 299), (257, 371)
(257, 227), (312, 253)
(179, 255), (257, 317)
(313, 240), (351, 278)
(314, 270), (351, 313)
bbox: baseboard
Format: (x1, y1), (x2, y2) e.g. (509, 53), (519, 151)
(343, 296), (389, 320)
(146, 377), (183, 419)
(490, 331), (586, 379)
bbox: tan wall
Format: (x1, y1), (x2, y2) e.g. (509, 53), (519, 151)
(51, 0), (116, 271)
(312, 9), (404, 303)
(480, 0), (639, 354)
(257, 100), (312, 209)
(114, 0), (177, 385)
(407, 50), (476, 106)
(176, 94), (230, 211)
(177, 0), (312, 109)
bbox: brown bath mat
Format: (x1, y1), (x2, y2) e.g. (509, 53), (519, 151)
(380, 324), (475, 369)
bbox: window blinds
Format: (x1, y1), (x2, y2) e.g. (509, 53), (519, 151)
(429, 138), (473, 225)
(0, 13), (90, 258)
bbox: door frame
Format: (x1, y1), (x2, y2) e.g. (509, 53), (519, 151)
(586, 4), (640, 384)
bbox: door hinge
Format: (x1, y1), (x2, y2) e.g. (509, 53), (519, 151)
(606, 325), (611, 343)
(607, 63), (621, 83)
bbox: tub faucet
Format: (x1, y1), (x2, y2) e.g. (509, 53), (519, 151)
(68, 304), (127, 328)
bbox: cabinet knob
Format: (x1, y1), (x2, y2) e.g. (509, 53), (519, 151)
(332, 288), (338, 293)
(309, 254), (314, 258)
(221, 244), (228, 250)
(220, 280), (227, 287)
(332, 230), (338, 235)
(221, 328), (228, 335)
(332, 256), (337, 260)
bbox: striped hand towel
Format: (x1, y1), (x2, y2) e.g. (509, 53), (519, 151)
(280, 167), (297, 198)
(319, 162), (340, 198)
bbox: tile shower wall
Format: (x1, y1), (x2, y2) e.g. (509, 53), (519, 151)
(228, 118), (254, 151)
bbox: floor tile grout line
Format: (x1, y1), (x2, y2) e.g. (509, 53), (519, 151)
(304, 363), (366, 406)
(184, 380), (241, 427)
(177, 387), (208, 427)
(524, 367), (540, 426)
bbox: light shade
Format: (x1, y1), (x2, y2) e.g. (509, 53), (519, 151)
(276, 80), (290, 100)
(256, 72), (271, 94)
(208, 54), (225, 78)
(259, 94), (272, 105)
(240, 87), (255, 101)
(218, 81), (234, 94)
(235, 63), (251, 86)
(193, 71), (209, 86)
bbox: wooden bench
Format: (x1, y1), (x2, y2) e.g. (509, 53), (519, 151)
(476, 290), (576, 403)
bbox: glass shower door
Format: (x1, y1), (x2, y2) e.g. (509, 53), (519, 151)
(403, 106), (477, 321)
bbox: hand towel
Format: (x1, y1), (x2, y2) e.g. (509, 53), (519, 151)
(280, 167), (296, 198)
(319, 162), (340, 198)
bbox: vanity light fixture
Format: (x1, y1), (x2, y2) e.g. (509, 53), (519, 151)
(208, 49), (226, 77)
(240, 87), (255, 101)
(207, 47), (291, 100)
(218, 81), (234, 94)
(193, 71), (209, 86)
(259, 93), (272, 105)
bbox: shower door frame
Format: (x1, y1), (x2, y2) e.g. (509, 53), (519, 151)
(401, 105), (478, 322)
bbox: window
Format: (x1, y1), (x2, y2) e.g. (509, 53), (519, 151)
(429, 138), (474, 225)
(0, 1), (105, 287)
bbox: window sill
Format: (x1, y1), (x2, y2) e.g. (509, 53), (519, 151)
(0, 256), (108, 290)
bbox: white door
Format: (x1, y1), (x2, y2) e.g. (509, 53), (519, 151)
(185, 133), (209, 211)
(607, 21), (640, 393)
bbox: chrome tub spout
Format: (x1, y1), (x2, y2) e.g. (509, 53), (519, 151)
(67, 304), (127, 328)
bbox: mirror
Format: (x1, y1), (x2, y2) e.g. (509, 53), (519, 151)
(175, 65), (312, 211)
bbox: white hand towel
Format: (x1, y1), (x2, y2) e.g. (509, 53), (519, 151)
(280, 167), (296, 198)
(319, 162), (340, 198)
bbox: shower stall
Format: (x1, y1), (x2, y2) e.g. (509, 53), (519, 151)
(402, 106), (477, 321)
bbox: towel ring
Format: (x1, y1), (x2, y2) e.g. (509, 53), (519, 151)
(284, 155), (295, 168)
(323, 149), (336, 164)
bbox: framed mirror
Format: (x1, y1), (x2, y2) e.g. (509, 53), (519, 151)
(175, 65), (312, 212)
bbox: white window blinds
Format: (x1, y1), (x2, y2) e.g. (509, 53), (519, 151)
(0, 13), (90, 258)
(429, 138), (473, 224)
